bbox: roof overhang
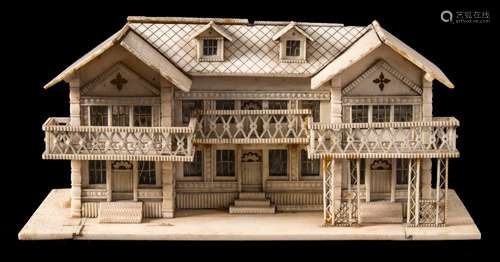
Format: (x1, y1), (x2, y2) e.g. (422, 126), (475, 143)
(272, 21), (314, 42)
(43, 25), (192, 92)
(311, 20), (454, 90)
(189, 21), (234, 42)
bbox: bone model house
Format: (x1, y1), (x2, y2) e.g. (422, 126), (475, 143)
(41, 16), (459, 227)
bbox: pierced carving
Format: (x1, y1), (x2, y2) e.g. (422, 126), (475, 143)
(241, 151), (261, 162)
(112, 161), (133, 170)
(370, 159), (391, 170)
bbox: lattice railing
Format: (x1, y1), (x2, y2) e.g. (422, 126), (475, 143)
(308, 117), (459, 159)
(42, 117), (196, 161)
(194, 109), (311, 144)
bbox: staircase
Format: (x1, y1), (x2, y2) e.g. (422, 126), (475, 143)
(229, 192), (276, 214)
(359, 201), (402, 224)
(98, 201), (143, 224)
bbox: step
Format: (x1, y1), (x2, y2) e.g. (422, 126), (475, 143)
(360, 201), (402, 224)
(229, 205), (276, 214)
(98, 201), (143, 224)
(238, 192), (267, 200)
(234, 199), (271, 207)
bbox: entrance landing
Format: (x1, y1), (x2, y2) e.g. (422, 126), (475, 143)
(18, 189), (480, 240)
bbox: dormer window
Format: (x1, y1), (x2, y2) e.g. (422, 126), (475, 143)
(203, 38), (219, 56)
(285, 40), (301, 57)
(190, 21), (234, 62)
(272, 21), (314, 63)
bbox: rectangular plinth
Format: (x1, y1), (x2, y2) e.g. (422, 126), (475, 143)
(18, 189), (480, 240)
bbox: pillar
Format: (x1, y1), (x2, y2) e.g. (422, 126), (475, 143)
(330, 77), (343, 208)
(161, 80), (175, 218)
(421, 74), (433, 199)
(69, 77), (82, 218)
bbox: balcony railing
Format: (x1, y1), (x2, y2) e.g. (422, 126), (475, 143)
(194, 109), (311, 144)
(42, 117), (196, 161)
(308, 117), (459, 159)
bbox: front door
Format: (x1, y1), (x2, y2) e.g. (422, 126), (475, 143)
(112, 161), (134, 200)
(241, 150), (263, 192)
(370, 159), (392, 200)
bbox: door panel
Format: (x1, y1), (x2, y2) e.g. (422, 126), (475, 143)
(241, 151), (263, 192)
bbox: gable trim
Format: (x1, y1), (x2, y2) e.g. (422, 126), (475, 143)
(272, 21), (314, 42)
(81, 62), (160, 96)
(189, 21), (234, 42)
(342, 60), (422, 95)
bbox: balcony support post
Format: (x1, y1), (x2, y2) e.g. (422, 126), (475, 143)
(161, 80), (175, 218)
(421, 74), (433, 199)
(69, 76), (81, 217)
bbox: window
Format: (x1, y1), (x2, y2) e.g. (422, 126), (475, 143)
(89, 160), (106, 184)
(372, 105), (391, 122)
(394, 105), (413, 122)
(203, 39), (218, 56)
(90, 106), (108, 126)
(112, 106), (129, 126)
(351, 105), (369, 123)
(302, 100), (320, 122)
(133, 106), (152, 127)
(215, 100), (235, 110)
(216, 150), (235, 177)
(182, 100), (203, 125)
(138, 161), (156, 185)
(349, 159), (365, 184)
(241, 100), (262, 110)
(268, 100), (288, 110)
(285, 40), (301, 57)
(269, 150), (288, 177)
(396, 159), (409, 184)
(184, 151), (203, 177)
(300, 150), (319, 177)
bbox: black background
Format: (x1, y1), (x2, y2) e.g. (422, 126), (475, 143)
(2, 0), (496, 257)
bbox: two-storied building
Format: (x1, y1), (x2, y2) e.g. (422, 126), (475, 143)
(41, 16), (459, 227)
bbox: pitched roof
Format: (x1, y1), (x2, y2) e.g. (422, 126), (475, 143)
(272, 21), (314, 41)
(189, 21), (234, 42)
(311, 21), (454, 89)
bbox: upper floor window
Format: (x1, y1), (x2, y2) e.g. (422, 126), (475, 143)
(393, 105), (413, 122)
(133, 106), (152, 127)
(184, 151), (203, 177)
(372, 105), (391, 122)
(352, 105), (369, 123)
(216, 150), (235, 177)
(182, 100), (203, 125)
(268, 100), (288, 110)
(203, 39), (218, 56)
(215, 100), (235, 110)
(138, 161), (156, 185)
(90, 106), (108, 126)
(89, 160), (106, 185)
(300, 150), (319, 177)
(269, 149), (288, 177)
(241, 100), (262, 110)
(112, 105), (130, 126)
(285, 40), (301, 57)
(302, 100), (320, 122)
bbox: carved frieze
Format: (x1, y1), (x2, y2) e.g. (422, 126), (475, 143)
(175, 91), (331, 101)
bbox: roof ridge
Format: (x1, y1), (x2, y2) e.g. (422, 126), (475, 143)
(127, 16), (249, 24)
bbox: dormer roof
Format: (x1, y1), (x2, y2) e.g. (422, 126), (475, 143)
(189, 21), (234, 42)
(272, 21), (314, 41)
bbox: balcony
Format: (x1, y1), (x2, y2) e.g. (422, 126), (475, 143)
(42, 117), (196, 161)
(308, 117), (459, 159)
(193, 109), (311, 144)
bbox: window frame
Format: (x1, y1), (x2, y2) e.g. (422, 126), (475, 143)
(285, 40), (301, 57)
(268, 149), (288, 178)
(299, 149), (320, 179)
(301, 100), (320, 122)
(183, 150), (204, 179)
(215, 149), (236, 178)
(88, 160), (107, 186)
(198, 37), (224, 62)
(138, 161), (157, 186)
(181, 100), (203, 125)
(133, 105), (152, 127)
(350, 104), (414, 124)
(396, 159), (409, 185)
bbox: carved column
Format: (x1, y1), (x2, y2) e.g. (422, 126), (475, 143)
(69, 78), (81, 217)
(421, 74), (433, 199)
(289, 145), (299, 181)
(161, 80), (175, 218)
(330, 77), (343, 208)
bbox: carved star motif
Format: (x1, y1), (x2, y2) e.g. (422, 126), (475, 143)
(110, 73), (128, 91)
(373, 72), (390, 91)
